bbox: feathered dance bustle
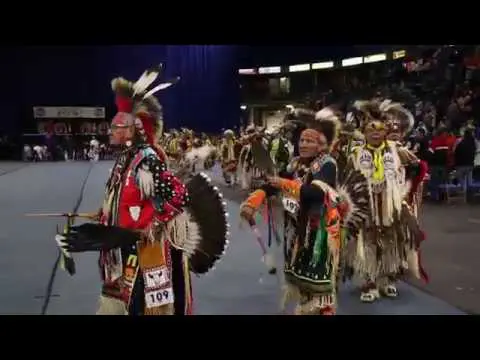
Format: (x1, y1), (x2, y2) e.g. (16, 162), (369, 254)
(181, 173), (229, 274)
(337, 169), (371, 243)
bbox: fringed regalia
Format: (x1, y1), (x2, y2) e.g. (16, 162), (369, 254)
(56, 67), (228, 315)
(221, 129), (240, 186)
(342, 100), (428, 302)
(183, 136), (217, 174)
(165, 130), (182, 162)
(238, 126), (268, 190)
(240, 107), (370, 315)
(268, 131), (293, 175)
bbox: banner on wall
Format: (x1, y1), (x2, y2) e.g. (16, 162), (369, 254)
(33, 106), (105, 119)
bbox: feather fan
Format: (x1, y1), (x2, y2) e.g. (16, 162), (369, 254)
(182, 173), (229, 274)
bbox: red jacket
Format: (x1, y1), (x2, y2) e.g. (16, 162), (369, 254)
(430, 133), (456, 166)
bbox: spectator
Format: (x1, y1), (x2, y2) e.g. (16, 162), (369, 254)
(455, 129), (476, 166)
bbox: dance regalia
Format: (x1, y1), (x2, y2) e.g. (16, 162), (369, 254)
(387, 123), (428, 218)
(238, 127), (292, 194)
(268, 134), (292, 175)
(238, 128), (260, 190)
(56, 67), (228, 315)
(165, 131), (181, 162)
(343, 100), (428, 303)
(183, 137), (217, 173)
(240, 109), (370, 315)
(179, 129), (193, 154)
(220, 129), (240, 186)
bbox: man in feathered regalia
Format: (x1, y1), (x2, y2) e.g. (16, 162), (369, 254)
(343, 99), (428, 303)
(240, 107), (370, 315)
(55, 66), (228, 315)
(220, 129), (240, 186)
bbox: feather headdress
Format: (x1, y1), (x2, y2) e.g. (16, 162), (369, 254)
(340, 122), (365, 141)
(313, 106), (342, 148)
(111, 64), (180, 146)
(223, 129), (234, 137)
(282, 105), (341, 149)
(353, 99), (415, 135)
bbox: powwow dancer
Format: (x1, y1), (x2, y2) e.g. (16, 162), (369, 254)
(55, 66), (229, 315)
(386, 114), (428, 218)
(165, 130), (182, 162)
(267, 126), (293, 175)
(343, 99), (428, 303)
(220, 129), (240, 186)
(184, 136), (217, 174)
(240, 107), (370, 315)
(237, 125), (262, 190)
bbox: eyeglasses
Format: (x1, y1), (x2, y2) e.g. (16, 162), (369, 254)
(365, 121), (386, 131)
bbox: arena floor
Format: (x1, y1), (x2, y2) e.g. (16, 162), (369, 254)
(0, 161), (470, 315)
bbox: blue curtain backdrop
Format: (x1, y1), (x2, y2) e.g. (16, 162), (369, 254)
(0, 45), (240, 135)
(162, 45), (240, 132)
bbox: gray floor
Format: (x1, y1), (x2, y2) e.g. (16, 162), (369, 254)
(0, 161), (465, 315)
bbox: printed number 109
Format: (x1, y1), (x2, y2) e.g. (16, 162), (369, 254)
(146, 288), (174, 308)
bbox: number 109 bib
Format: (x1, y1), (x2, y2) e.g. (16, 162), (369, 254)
(282, 197), (299, 215)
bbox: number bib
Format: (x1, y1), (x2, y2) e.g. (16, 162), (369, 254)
(145, 288), (174, 309)
(282, 197), (299, 215)
(143, 266), (174, 309)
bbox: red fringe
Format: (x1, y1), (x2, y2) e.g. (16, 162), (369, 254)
(409, 160), (428, 203)
(137, 112), (155, 146)
(417, 230), (429, 284)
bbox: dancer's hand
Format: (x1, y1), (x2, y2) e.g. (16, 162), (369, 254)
(266, 176), (282, 189)
(240, 204), (255, 223)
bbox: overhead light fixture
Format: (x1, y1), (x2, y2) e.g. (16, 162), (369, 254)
(240, 105), (247, 110)
(312, 61), (334, 70)
(238, 68), (257, 75)
(363, 53), (387, 63)
(393, 50), (406, 59)
(342, 57), (363, 67)
(288, 63), (310, 72)
(258, 66), (282, 74)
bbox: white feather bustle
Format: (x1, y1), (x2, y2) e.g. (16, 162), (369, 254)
(184, 145), (217, 167)
(310, 180), (338, 203)
(315, 107), (337, 121)
(167, 210), (202, 258)
(167, 173), (229, 273)
(336, 186), (354, 224)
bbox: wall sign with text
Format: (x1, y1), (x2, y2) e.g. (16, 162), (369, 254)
(33, 106), (105, 119)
